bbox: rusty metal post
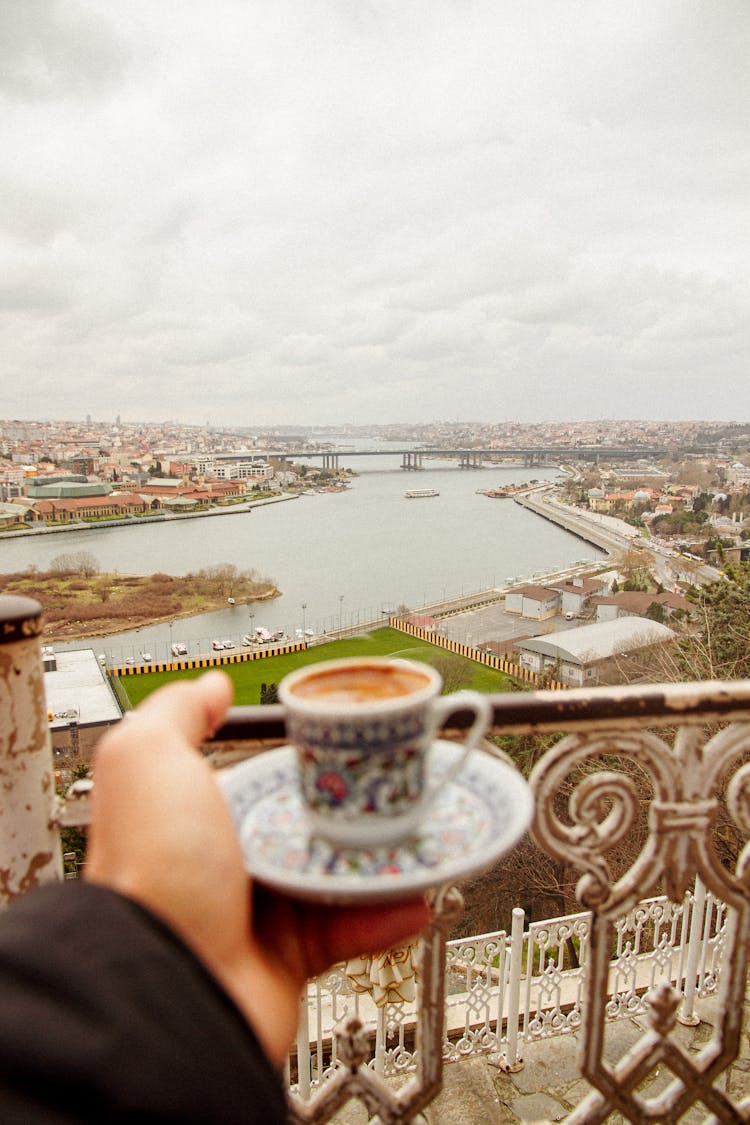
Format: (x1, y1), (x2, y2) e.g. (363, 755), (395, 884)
(0, 596), (62, 905)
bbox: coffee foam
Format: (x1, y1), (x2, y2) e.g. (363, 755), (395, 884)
(289, 664), (430, 703)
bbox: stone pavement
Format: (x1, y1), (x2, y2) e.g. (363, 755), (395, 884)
(327, 993), (750, 1123)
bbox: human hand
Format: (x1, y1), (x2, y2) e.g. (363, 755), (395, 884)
(85, 672), (430, 1065)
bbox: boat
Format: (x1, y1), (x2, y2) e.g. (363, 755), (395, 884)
(404, 488), (439, 499)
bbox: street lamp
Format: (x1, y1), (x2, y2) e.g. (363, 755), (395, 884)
(302, 602), (307, 641)
(339, 595), (344, 639)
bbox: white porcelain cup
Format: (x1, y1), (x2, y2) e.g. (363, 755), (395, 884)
(278, 657), (491, 847)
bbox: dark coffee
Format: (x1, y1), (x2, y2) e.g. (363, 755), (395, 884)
(289, 663), (430, 704)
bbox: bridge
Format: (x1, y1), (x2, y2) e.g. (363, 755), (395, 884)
(246, 446), (668, 470)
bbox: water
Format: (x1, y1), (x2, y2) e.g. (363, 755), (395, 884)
(0, 453), (604, 662)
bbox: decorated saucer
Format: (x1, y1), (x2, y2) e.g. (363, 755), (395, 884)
(219, 740), (533, 904)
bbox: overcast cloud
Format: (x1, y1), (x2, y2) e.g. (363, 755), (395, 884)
(1, 1), (749, 426)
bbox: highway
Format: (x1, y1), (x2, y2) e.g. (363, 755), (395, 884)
(515, 489), (722, 590)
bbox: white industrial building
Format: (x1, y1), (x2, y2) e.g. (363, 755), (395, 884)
(516, 617), (675, 686)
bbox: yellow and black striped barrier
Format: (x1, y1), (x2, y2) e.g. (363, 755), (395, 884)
(112, 640), (306, 677)
(388, 617), (566, 691)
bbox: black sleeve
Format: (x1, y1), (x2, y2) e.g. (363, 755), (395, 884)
(0, 882), (287, 1124)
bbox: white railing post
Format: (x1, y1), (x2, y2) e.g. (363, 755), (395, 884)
(678, 874), (706, 1026)
(296, 984), (311, 1099)
(495, 906), (525, 1071)
(375, 1007), (386, 1075)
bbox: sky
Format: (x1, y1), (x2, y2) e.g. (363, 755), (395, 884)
(1, 1), (749, 428)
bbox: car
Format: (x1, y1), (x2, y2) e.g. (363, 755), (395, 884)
(222, 639), (235, 649)
(171, 642), (188, 657)
(241, 634), (256, 646)
(141, 652), (153, 663)
(125, 658), (135, 666)
(211, 640), (224, 651)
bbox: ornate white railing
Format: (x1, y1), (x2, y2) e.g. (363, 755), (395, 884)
(290, 880), (727, 1094)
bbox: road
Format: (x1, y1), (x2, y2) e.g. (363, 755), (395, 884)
(515, 489), (722, 592)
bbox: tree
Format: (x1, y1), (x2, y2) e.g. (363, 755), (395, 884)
(49, 551), (100, 577)
(645, 601), (666, 623)
(632, 563), (750, 683)
(678, 563), (750, 680)
(616, 547), (653, 592)
(429, 652), (476, 694)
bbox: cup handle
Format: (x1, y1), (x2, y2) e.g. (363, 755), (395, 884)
(423, 690), (492, 806)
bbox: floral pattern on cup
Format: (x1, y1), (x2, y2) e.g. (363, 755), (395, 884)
(302, 741), (426, 819)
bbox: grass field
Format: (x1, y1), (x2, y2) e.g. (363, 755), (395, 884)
(118, 627), (514, 707)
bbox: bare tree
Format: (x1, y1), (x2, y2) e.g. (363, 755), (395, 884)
(49, 551), (100, 577)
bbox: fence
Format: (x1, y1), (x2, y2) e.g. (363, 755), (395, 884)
(389, 615), (565, 689)
(291, 879), (725, 1095)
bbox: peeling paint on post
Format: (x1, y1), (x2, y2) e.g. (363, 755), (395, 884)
(0, 596), (62, 906)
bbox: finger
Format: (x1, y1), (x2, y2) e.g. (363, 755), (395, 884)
(130, 670), (234, 748)
(96, 670), (233, 772)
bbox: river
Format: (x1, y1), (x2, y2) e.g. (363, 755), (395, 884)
(0, 451), (605, 663)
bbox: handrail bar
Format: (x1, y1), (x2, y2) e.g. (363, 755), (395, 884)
(212, 679), (750, 743)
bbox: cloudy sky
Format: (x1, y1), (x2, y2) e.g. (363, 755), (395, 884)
(2, 1), (749, 427)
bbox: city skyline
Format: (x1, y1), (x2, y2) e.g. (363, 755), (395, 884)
(1, 2), (749, 426)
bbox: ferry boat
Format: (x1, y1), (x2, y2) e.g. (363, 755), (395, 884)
(404, 488), (439, 499)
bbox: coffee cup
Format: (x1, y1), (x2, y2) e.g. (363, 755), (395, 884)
(278, 657), (491, 847)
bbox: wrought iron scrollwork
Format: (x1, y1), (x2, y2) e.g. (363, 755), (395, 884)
(531, 721), (750, 1124)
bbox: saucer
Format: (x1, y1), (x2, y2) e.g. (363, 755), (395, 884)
(219, 741), (533, 904)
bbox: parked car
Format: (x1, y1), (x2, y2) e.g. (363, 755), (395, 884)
(171, 642), (188, 657)
(241, 634), (255, 646)
(211, 640), (224, 651)
(222, 639), (235, 650)
(141, 652), (153, 663)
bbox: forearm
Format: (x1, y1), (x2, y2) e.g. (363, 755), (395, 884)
(0, 882), (286, 1124)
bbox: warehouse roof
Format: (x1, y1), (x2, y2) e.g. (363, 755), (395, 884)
(517, 617), (675, 666)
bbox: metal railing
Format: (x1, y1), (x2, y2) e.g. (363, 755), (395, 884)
(49, 678), (750, 1123)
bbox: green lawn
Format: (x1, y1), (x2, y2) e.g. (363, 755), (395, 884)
(117, 627), (514, 707)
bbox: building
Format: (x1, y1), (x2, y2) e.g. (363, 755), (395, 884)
(546, 575), (609, 617)
(516, 617), (675, 686)
(593, 590), (691, 623)
(31, 492), (148, 522)
(43, 649), (122, 761)
(504, 584), (561, 620)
